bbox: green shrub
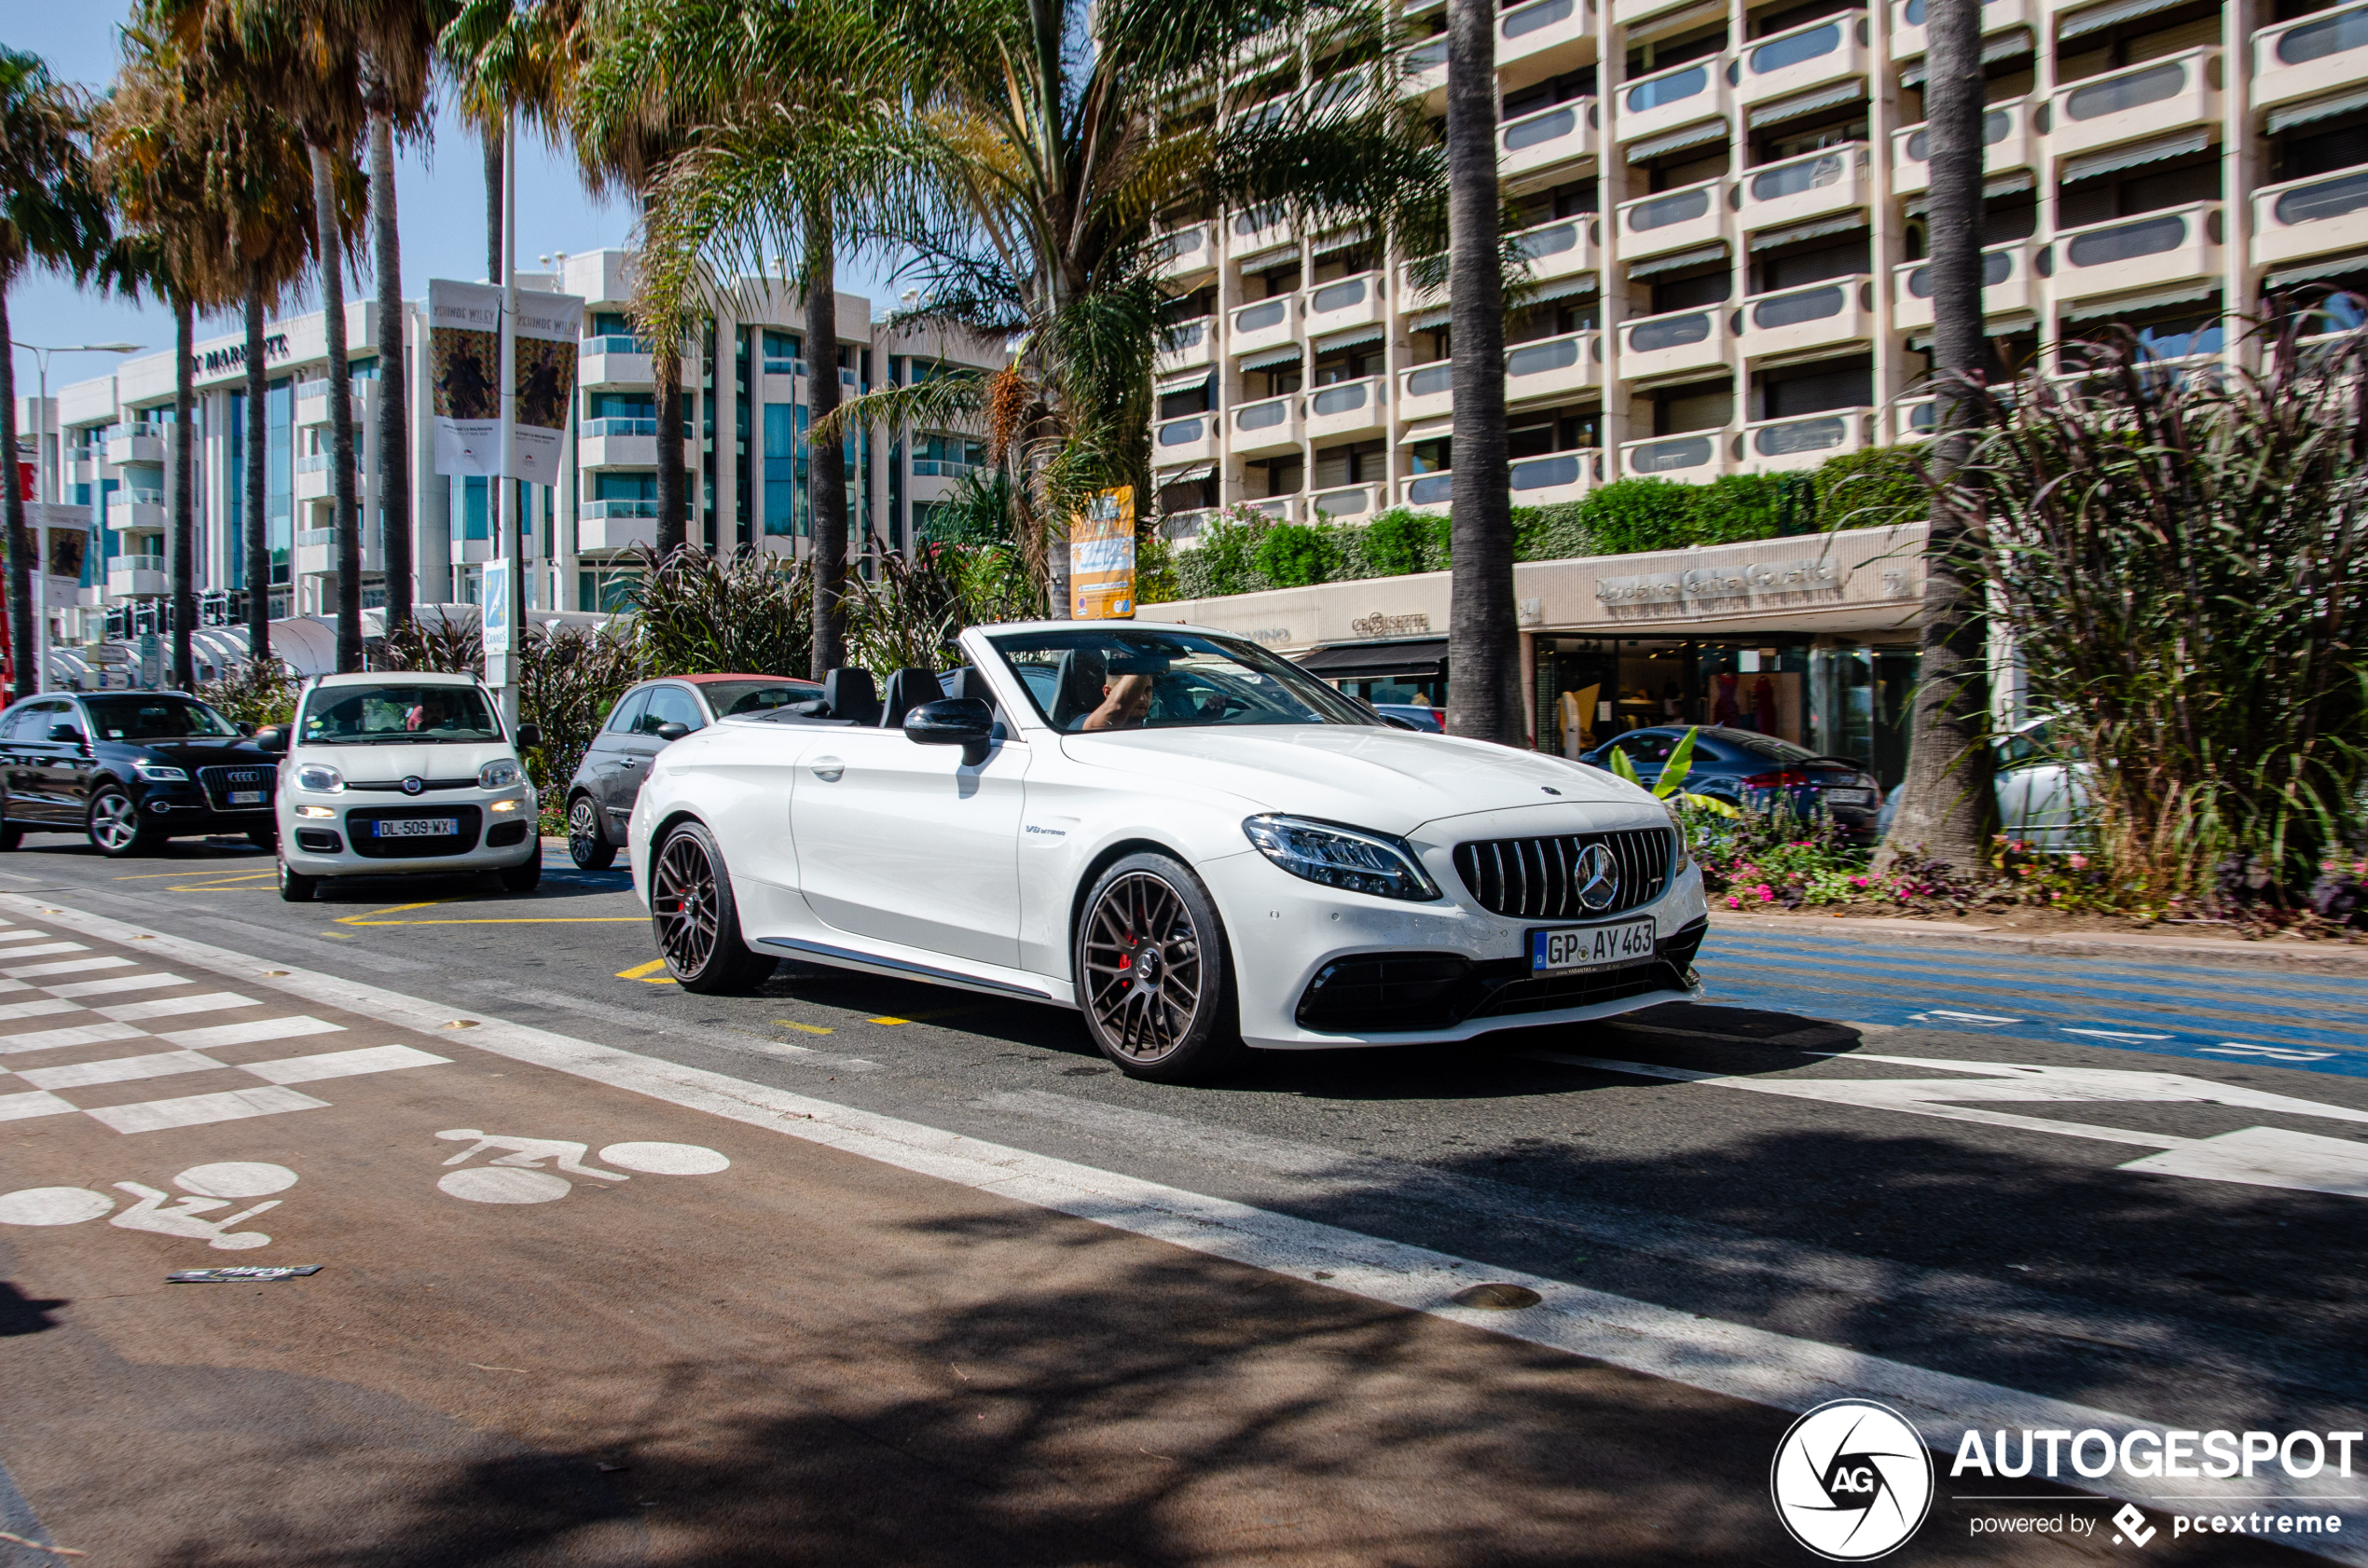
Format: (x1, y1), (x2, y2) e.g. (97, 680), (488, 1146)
(1253, 521), (1341, 587)
(1572, 477), (1700, 554)
(1513, 500), (1591, 562)
(1813, 443), (1929, 530)
(1358, 507), (1439, 575)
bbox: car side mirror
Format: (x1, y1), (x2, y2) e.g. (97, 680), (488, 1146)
(653, 722), (690, 742)
(47, 724), (80, 744)
(253, 727), (287, 754)
(903, 697), (995, 766)
(516, 723), (543, 748)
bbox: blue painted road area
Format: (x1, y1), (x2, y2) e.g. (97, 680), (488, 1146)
(1696, 922), (2368, 1079)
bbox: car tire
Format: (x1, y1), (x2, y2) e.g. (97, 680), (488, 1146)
(0, 820), (20, 851)
(277, 856), (316, 902)
(1074, 851), (1244, 1083)
(649, 820), (774, 994)
(247, 828), (277, 851)
(88, 786), (158, 858)
(498, 853), (543, 894)
(567, 793), (616, 871)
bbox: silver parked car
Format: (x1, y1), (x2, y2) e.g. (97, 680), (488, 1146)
(1877, 719), (2089, 849)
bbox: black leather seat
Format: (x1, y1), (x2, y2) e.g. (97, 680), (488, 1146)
(822, 668), (880, 726)
(1049, 650), (1108, 730)
(948, 666), (998, 706)
(879, 667), (943, 728)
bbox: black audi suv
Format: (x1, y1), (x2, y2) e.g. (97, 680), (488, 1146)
(0, 691), (279, 857)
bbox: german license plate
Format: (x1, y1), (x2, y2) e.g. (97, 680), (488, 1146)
(1530, 917), (1659, 975)
(1824, 788), (1876, 806)
(227, 790), (264, 805)
(375, 818), (457, 839)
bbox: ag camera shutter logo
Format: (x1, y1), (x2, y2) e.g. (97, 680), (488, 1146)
(1770, 1399), (1935, 1560)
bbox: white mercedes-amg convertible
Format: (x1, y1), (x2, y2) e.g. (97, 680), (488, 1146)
(627, 622), (1708, 1080)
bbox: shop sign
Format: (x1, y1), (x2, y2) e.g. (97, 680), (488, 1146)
(1350, 612), (1430, 638)
(1593, 556), (1849, 608)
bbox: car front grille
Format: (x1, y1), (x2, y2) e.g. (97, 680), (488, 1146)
(345, 805), (483, 858)
(1294, 922), (1704, 1035)
(1451, 827), (1673, 920)
(196, 765), (276, 812)
(346, 777), (478, 792)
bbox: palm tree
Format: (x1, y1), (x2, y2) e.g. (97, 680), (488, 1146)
(617, 0), (1442, 642)
(1878, 0), (1996, 872)
(0, 48), (110, 704)
(162, 0), (440, 667)
(1441, 0), (1519, 745)
(443, 0), (697, 563)
(95, 26), (232, 692)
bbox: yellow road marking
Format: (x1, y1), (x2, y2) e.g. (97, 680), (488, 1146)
(336, 896), (644, 928)
(868, 1008), (969, 1025)
(774, 1020), (834, 1036)
(111, 869), (277, 892)
(615, 958), (676, 985)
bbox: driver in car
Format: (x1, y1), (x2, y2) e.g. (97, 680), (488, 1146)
(406, 695), (449, 733)
(1081, 672), (1156, 731)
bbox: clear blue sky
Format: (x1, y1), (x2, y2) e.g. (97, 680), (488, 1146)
(8, 5), (899, 400)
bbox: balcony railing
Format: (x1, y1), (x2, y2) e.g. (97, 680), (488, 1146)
(1498, 0), (1588, 63)
(2051, 203), (2223, 299)
(2254, 169), (2368, 268)
(1312, 483), (1384, 519)
(583, 417), (659, 437)
(1157, 415), (1213, 450)
(1508, 449), (1595, 501)
(585, 334), (649, 355)
(1399, 471), (1454, 510)
(1738, 11), (1867, 107)
(1621, 432), (1728, 479)
(2255, 3), (2368, 112)
(1232, 297), (1293, 334)
(1616, 56), (1730, 145)
(583, 498), (660, 519)
(1307, 377), (1381, 420)
(1499, 99), (1597, 177)
(1616, 176), (1727, 259)
(2047, 48), (2221, 160)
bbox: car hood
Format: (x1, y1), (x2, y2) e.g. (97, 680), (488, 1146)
(1057, 725), (1652, 834)
(115, 737), (275, 765)
(290, 740), (516, 782)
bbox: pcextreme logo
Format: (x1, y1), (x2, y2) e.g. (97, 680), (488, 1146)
(1770, 1399), (1937, 1561)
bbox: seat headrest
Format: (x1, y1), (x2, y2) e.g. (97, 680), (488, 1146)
(1050, 649), (1108, 729)
(879, 667), (943, 728)
(821, 667), (879, 726)
(949, 666), (998, 707)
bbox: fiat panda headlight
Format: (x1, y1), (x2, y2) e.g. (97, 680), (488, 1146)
(479, 759), (523, 790)
(295, 763), (343, 794)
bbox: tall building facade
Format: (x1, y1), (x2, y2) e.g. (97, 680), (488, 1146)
(1150, 0), (2363, 534)
(29, 249), (999, 677)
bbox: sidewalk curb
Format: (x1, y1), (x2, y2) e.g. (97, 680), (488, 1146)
(1710, 912), (2368, 970)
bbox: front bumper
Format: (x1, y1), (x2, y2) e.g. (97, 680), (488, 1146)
(1199, 848), (1712, 1050)
(280, 790), (538, 875)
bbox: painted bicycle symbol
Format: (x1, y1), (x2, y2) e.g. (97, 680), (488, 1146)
(434, 1128), (730, 1204)
(0, 1162), (301, 1250)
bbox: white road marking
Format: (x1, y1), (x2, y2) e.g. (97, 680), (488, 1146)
(241, 1043), (449, 1085)
(108, 1181), (280, 1249)
(0, 998), (85, 1024)
(4, 956), (131, 979)
(0, 1021), (149, 1055)
(16, 1050), (227, 1091)
(175, 1162), (298, 1198)
(0, 929), (56, 943)
(2062, 1027), (2175, 1042)
(2201, 1043), (2337, 1063)
(81, 1084), (331, 1135)
(1909, 1010), (2023, 1025)
(1528, 1052), (2368, 1199)
(0, 1187), (114, 1224)
(0, 1090), (75, 1121)
(440, 1166), (572, 1204)
(156, 1016), (345, 1051)
(13, 894), (2367, 1562)
(0, 944), (89, 964)
(596, 1141), (731, 1175)
(95, 991), (259, 1023)
(47, 971), (195, 998)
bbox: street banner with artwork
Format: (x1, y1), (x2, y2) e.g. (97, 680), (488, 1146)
(506, 290), (585, 485)
(1069, 487), (1136, 620)
(429, 280), (503, 476)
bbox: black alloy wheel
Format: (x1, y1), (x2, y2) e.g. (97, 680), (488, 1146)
(88, 785), (156, 859)
(649, 821), (773, 994)
(1075, 852), (1242, 1082)
(567, 793), (616, 871)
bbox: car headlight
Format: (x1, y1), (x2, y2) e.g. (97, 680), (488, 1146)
(479, 759), (523, 790)
(133, 761), (188, 782)
(1242, 815), (1441, 901)
(1659, 799), (1691, 870)
(295, 763), (343, 793)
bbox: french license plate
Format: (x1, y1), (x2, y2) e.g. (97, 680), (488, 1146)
(1530, 916), (1659, 975)
(374, 818), (457, 839)
(1824, 788), (1877, 806)
(227, 790), (264, 805)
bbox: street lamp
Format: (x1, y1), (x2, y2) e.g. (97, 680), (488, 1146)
(11, 340), (144, 692)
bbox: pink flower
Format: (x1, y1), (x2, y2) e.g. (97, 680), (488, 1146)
(2069, 854), (2090, 870)
(1725, 895), (1742, 910)
(1756, 883), (1775, 902)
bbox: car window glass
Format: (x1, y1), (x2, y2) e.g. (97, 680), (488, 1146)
(50, 705), (85, 741)
(299, 684), (501, 743)
(640, 686), (704, 734)
(605, 689), (650, 735)
(703, 680), (819, 717)
(1717, 730), (1820, 763)
(0, 706), (39, 742)
(1613, 733), (1678, 764)
(988, 627), (1371, 734)
(82, 696), (236, 740)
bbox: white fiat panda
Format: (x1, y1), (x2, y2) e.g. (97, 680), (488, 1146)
(259, 671), (543, 901)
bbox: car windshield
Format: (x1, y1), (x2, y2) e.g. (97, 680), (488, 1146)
(1717, 730), (1824, 763)
(299, 684), (502, 744)
(701, 680), (819, 717)
(82, 696), (240, 740)
(989, 627), (1373, 734)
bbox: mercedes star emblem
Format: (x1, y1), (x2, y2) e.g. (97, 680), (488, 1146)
(1574, 843), (1621, 911)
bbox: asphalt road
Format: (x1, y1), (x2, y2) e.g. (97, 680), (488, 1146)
(4, 833), (2365, 1566)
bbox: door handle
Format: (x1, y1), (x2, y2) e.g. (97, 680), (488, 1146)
(809, 756), (845, 782)
(620, 756), (640, 767)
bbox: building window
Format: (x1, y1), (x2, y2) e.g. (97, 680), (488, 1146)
(764, 402), (804, 535)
